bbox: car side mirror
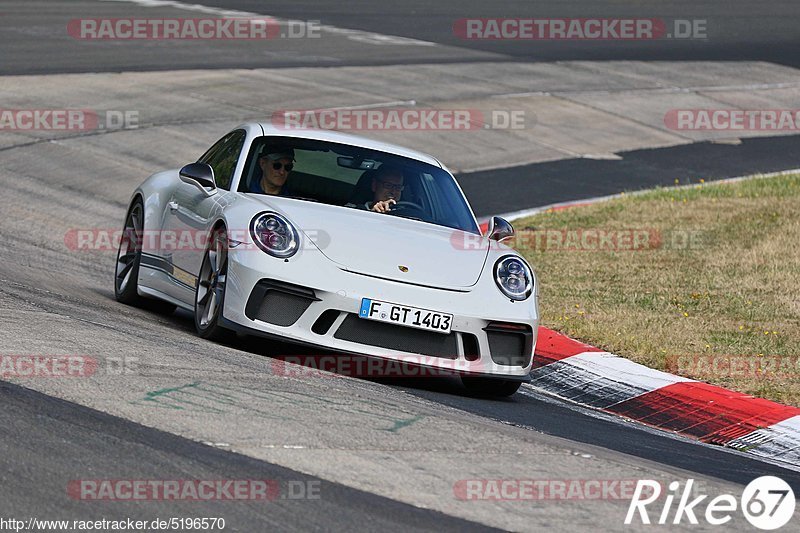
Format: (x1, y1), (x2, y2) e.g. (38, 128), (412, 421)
(486, 216), (514, 241)
(179, 163), (217, 195)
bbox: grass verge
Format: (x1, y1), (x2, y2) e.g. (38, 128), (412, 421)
(514, 173), (800, 405)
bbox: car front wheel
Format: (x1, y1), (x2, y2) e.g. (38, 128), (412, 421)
(194, 227), (232, 341)
(114, 198), (176, 314)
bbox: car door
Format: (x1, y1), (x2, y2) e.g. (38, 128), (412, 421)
(160, 130), (246, 303)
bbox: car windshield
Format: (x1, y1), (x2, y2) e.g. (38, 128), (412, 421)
(238, 136), (480, 234)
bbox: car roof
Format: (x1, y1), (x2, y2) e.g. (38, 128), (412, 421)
(254, 122), (444, 168)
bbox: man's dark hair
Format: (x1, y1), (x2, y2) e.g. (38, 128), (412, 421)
(375, 165), (404, 180)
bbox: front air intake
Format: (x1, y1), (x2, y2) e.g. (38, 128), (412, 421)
(245, 280), (320, 326)
(484, 322), (533, 367)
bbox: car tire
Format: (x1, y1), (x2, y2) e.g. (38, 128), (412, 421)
(461, 376), (522, 397)
(194, 226), (233, 341)
(114, 198), (177, 314)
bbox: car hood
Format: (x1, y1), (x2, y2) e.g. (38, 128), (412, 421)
(252, 197), (488, 289)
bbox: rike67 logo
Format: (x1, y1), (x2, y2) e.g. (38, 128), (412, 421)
(626, 477), (796, 529)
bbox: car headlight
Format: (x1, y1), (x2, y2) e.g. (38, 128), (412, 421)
(494, 255), (533, 301)
(250, 212), (299, 258)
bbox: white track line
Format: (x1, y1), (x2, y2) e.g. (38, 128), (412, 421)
(99, 0), (437, 46)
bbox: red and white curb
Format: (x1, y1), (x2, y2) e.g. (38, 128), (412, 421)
(530, 326), (800, 467)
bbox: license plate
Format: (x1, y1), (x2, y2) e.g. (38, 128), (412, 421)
(359, 298), (453, 334)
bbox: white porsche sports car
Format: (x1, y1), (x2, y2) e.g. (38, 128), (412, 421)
(115, 123), (538, 396)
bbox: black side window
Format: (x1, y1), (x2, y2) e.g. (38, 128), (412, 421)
(198, 130), (246, 191)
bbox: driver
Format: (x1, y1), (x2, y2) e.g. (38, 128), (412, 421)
(363, 166), (405, 213)
(250, 147), (295, 195)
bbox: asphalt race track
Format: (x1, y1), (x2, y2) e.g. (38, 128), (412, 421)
(460, 134), (800, 217)
(0, 381), (498, 532)
(4, 0), (799, 73)
(2, 1), (800, 531)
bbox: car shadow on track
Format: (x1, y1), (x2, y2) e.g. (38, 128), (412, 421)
(124, 303), (520, 401)
(111, 297), (800, 488)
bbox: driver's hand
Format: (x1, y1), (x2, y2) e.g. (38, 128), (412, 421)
(371, 199), (396, 213)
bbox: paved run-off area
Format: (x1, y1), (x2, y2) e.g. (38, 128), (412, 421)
(3, 60), (800, 173)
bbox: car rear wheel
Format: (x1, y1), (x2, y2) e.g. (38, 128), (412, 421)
(194, 227), (232, 341)
(461, 376), (522, 397)
(114, 199), (176, 314)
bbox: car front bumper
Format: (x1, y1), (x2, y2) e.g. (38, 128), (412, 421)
(222, 244), (538, 379)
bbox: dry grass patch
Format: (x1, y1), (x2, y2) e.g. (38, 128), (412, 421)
(515, 173), (800, 405)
